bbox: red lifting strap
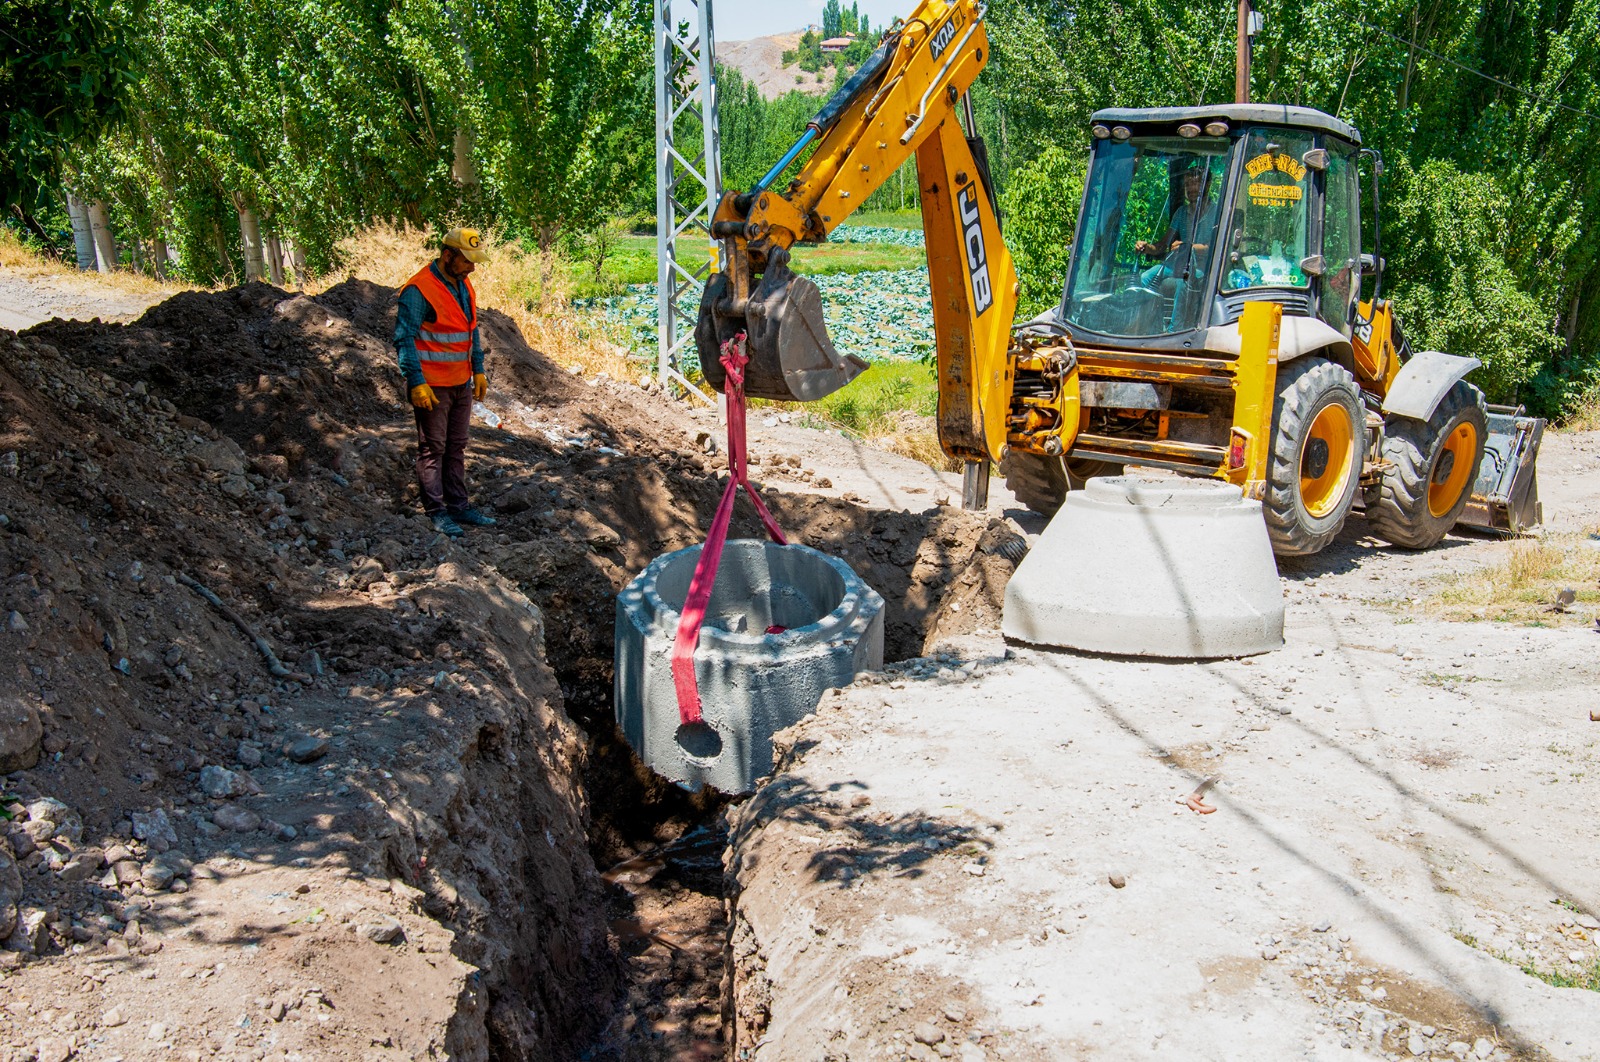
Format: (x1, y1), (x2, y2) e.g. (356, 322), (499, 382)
(671, 334), (788, 725)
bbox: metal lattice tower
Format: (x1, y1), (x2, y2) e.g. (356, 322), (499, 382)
(654, 0), (721, 402)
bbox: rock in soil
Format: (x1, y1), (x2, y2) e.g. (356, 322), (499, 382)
(0, 697), (41, 772)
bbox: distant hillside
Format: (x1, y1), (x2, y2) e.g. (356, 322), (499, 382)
(716, 32), (831, 100)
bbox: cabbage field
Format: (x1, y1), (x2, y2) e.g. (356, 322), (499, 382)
(575, 226), (935, 367)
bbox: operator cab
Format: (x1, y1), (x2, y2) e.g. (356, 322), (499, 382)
(1060, 105), (1364, 353)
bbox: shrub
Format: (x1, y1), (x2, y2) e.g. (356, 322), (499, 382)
(1386, 158), (1562, 409)
(997, 145), (1085, 316)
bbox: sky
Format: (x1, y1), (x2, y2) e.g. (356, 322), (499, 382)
(704, 0), (913, 43)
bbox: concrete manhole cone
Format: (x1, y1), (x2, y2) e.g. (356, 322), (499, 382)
(1002, 475), (1284, 658)
(615, 540), (885, 794)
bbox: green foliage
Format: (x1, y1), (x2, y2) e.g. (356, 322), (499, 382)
(800, 359), (938, 435)
(1386, 158), (1561, 403)
(999, 146), (1084, 317)
(795, 30), (823, 73)
(0, 0), (140, 209)
(440, 0), (654, 248)
(45, 0), (651, 282)
(842, 36), (876, 66)
(715, 64), (829, 194)
(822, 0), (842, 39)
(980, 0), (1600, 416)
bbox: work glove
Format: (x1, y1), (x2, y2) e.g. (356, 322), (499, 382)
(472, 373), (487, 401)
(409, 383), (437, 410)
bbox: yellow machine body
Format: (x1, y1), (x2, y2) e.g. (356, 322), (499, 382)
(699, 0), (1540, 554)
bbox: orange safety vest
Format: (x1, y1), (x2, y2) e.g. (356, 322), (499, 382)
(406, 264), (477, 387)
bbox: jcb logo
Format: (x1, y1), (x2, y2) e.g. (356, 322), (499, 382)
(958, 182), (993, 316)
(929, 11), (963, 60)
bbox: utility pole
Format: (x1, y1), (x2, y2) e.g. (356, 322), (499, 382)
(1234, 0), (1252, 103)
(654, 0), (722, 404)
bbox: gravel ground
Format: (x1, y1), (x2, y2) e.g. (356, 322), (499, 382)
(724, 431), (1600, 1061)
(0, 271), (168, 332)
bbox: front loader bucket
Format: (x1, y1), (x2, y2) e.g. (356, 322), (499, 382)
(1457, 406), (1544, 534)
(695, 253), (867, 403)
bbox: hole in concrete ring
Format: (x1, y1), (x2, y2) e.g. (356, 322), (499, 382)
(654, 541), (845, 636)
(675, 722), (724, 761)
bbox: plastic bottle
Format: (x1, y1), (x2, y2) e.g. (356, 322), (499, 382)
(473, 401), (501, 428)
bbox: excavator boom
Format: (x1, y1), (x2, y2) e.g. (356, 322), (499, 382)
(696, 0), (1016, 462)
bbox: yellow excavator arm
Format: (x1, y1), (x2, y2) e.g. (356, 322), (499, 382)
(696, 0), (1018, 464)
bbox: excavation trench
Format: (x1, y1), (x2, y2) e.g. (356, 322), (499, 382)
(0, 280), (1018, 1059)
(501, 467), (1021, 1058)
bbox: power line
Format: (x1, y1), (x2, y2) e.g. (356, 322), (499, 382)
(1350, 14), (1600, 122)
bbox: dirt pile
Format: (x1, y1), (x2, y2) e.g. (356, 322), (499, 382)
(0, 279), (1018, 1058)
(1, 289), (620, 1056)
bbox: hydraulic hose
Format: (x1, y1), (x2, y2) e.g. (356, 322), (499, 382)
(753, 34), (898, 192)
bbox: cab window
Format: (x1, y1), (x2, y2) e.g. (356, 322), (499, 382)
(1064, 137), (1229, 337)
(1320, 141), (1362, 332)
(1223, 129), (1315, 292)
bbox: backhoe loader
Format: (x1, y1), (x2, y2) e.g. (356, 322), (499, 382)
(695, 0), (1542, 556)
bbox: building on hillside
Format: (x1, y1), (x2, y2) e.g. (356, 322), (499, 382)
(821, 34), (857, 53)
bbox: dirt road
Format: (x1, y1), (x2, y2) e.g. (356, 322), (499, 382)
(725, 437), (1600, 1061)
(0, 270), (167, 332)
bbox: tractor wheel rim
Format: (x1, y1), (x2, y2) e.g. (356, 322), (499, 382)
(1300, 403), (1354, 519)
(1428, 421), (1478, 517)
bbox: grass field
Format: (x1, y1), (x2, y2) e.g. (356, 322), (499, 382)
(848, 208), (923, 229)
(757, 359), (956, 471)
(1418, 533), (1600, 625)
(772, 358), (938, 432)
(571, 232), (924, 296)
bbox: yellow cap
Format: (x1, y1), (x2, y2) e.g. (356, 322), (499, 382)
(442, 227), (489, 263)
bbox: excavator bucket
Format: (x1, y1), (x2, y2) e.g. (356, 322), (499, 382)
(1457, 406), (1545, 534)
(695, 251), (867, 403)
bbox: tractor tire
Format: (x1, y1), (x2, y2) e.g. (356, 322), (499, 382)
(1366, 380), (1488, 549)
(1000, 453), (1123, 517)
(1263, 357), (1364, 557)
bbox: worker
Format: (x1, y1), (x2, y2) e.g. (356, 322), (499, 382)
(394, 227), (498, 538)
(1136, 160), (1220, 287)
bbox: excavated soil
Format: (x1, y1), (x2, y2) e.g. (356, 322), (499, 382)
(0, 280), (1016, 1060)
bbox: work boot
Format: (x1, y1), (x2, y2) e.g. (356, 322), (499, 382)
(430, 512), (465, 538)
(449, 506), (497, 528)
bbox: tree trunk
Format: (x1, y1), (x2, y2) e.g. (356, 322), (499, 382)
(289, 242), (307, 288)
(87, 201), (118, 273)
(65, 194), (96, 270)
(152, 239), (169, 280)
(237, 204), (266, 281)
(9, 204), (55, 254)
(452, 128), (478, 186)
(264, 233), (286, 286)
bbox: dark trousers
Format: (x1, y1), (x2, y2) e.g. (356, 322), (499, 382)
(414, 382), (473, 514)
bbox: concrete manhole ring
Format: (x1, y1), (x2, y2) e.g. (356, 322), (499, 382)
(616, 539), (885, 793)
